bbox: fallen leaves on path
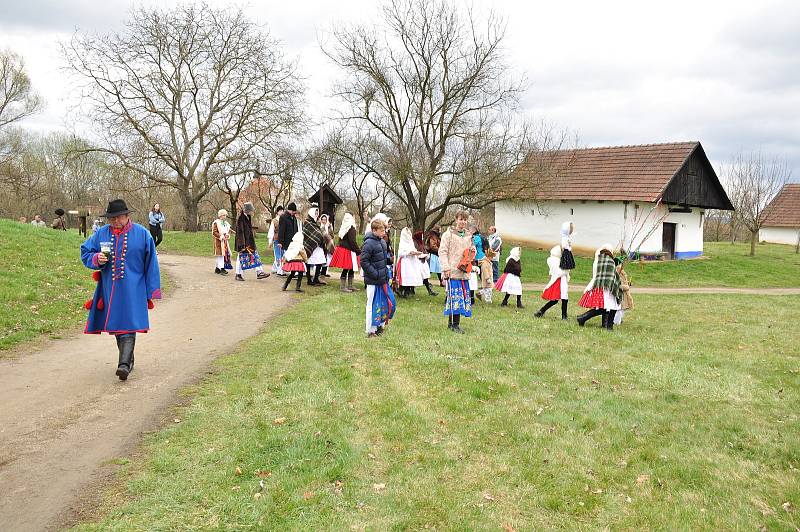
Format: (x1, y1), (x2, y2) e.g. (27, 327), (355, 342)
(273, 417), (287, 425)
(373, 483), (386, 492)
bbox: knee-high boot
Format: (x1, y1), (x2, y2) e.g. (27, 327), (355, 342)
(347, 270), (359, 291)
(577, 308), (603, 326)
(561, 299), (568, 320)
(283, 272), (295, 291)
(295, 272), (304, 292)
(535, 300), (558, 317)
(606, 310), (617, 330)
(115, 335), (135, 381)
(424, 279), (437, 296)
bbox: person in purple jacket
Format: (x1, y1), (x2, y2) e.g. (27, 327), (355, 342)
(80, 199), (161, 381)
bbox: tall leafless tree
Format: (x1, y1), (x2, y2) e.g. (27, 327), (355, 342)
(63, 3), (305, 230)
(0, 50), (41, 132)
(322, 0), (565, 231)
(725, 151), (791, 256)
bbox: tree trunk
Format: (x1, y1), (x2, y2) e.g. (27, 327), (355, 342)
(795, 229), (799, 254)
(229, 197), (238, 226)
(181, 193), (199, 232)
(750, 229), (757, 256)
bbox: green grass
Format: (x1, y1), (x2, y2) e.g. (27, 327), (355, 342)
(0, 219), (95, 351)
(515, 241), (800, 288)
(77, 288), (800, 530)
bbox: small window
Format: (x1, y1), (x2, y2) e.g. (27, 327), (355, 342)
(531, 209), (536, 216)
(570, 208), (574, 215)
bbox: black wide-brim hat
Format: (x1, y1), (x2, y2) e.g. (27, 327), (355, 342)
(101, 199), (132, 218)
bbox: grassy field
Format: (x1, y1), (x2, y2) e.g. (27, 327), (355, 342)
(77, 288), (800, 530)
(516, 241), (800, 288)
(0, 220), (95, 351)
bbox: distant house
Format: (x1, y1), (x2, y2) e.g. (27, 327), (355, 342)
(495, 142), (734, 259)
(759, 184), (800, 246)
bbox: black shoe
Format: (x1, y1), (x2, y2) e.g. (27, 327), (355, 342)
(376, 326), (384, 336)
(501, 301), (508, 307)
(257, 271), (270, 280)
(220, 269), (229, 275)
(214, 267), (221, 274)
(534, 311), (543, 318)
(450, 325), (465, 334)
(235, 274), (244, 281)
(517, 303), (525, 309)
(115, 336), (135, 381)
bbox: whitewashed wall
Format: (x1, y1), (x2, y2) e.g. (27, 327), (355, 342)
(760, 226), (800, 245)
(495, 200), (705, 258)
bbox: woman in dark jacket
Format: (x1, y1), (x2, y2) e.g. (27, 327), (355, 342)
(234, 202), (269, 281)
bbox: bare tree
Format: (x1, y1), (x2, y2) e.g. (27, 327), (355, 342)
(251, 147), (303, 218)
(63, 3), (305, 230)
(0, 50), (41, 132)
(725, 151), (791, 256)
(322, 0), (562, 231)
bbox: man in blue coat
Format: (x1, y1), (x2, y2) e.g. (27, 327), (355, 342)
(80, 199), (161, 380)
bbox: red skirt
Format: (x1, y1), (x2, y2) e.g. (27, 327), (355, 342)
(329, 246), (360, 269)
(493, 273), (507, 291)
(541, 278), (562, 301)
(282, 260), (306, 273)
(579, 287), (604, 308)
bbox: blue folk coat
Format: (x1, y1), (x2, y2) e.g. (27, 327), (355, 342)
(80, 222), (161, 334)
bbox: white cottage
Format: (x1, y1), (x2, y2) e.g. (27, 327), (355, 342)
(495, 142), (733, 259)
(759, 184), (800, 246)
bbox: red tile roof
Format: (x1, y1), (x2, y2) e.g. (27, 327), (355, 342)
(513, 141), (700, 202)
(761, 184), (800, 227)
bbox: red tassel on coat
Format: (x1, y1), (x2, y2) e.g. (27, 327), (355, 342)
(92, 271), (101, 282)
(97, 298), (104, 310)
(147, 299), (155, 310)
(83, 299), (92, 310)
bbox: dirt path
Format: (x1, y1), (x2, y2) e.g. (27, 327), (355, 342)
(521, 283), (800, 295)
(0, 254), (294, 531)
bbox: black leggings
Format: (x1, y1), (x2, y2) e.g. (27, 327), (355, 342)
(340, 269), (354, 280)
(149, 224), (163, 247)
(283, 271), (303, 290)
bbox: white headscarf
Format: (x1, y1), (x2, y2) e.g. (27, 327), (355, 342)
(307, 206), (319, 221)
(283, 231), (305, 262)
(397, 227), (416, 257)
(561, 221), (574, 249)
(506, 246), (521, 264)
(367, 213), (390, 235)
(338, 212), (356, 239)
(547, 245), (563, 277)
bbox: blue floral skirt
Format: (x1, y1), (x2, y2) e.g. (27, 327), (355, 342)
(443, 279), (472, 317)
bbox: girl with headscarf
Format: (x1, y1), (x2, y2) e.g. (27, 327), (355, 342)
(211, 209), (233, 275)
(330, 212), (362, 292)
(281, 231), (308, 292)
(318, 213), (335, 278)
(413, 230), (438, 296)
(396, 227), (425, 297)
(302, 205), (327, 286)
(494, 246), (523, 308)
(535, 246), (570, 319)
(560, 221), (576, 270)
(576, 244), (622, 329)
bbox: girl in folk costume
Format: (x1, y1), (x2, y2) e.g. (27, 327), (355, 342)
(268, 206), (285, 275)
(212, 209), (233, 275)
(330, 212), (362, 292)
(302, 206), (328, 286)
(471, 226), (493, 303)
(495, 246), (524, 308)
(318, 213), (335, 278)
(281, 231), (308, 292)
(439, 211), (475, 334)
(414, 230), (438, 296)
(535, 246), (570, 319)
(425, 227), (444, 287)
(559, 221), (576, 270)
(576, 244), (623, 330)
(234, 202), (270, 281)
(396, 227), (426, 297)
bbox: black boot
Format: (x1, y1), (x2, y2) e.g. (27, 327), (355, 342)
(115, 335), (135, 380)
(313, 265), (326, 285)
(577, 308), (603, 326)
(606, 310), (617, 330)
(450, 314), (464, 334)
(424, 279), (437, 296)
(282, 273), (294, 291)
(535, 300), (557, 318)
(600, 310), (609, 329)
(470, 290), (475, 305)
(561, 299), (568, 320)
(501, 294), (510, 306)
(214, 267), (221, 274)
(295, 273), (304, 292)
(516, 295), (524, 309)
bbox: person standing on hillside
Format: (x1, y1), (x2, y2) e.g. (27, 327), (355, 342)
(148, 203), (165, 248)
(30, 214), (46, 228)
(52, 208), (67, 231)
(80, 199), (161, 381)
(234, 202), (269, 281)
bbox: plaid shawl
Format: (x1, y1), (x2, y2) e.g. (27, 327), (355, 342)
(302, 217), (324, 256)
(591, 253), (622, 302)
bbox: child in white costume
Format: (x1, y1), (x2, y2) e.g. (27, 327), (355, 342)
(494, 247), (523, 308)
(396, 227), (426, 297)
(535, 245), (570, 319)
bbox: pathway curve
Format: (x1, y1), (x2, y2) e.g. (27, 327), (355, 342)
(0, 254), (294, 531)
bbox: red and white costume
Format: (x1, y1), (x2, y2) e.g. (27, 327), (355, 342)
(541, 245), (569, 301)
(494, 246), (522, 295)
(578, 244), (621, 310)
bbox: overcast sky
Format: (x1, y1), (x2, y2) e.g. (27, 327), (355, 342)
(1, 0), (798, 181)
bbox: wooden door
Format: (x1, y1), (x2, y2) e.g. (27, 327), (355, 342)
(662, 222), (676, 259)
